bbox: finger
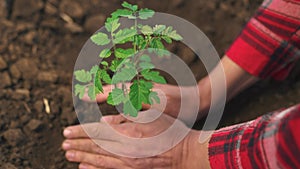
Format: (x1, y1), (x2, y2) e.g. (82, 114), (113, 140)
(82, 85), (113, 103)
(66, 150), (131, 169)
(100, 115), (130, 124)
(62, 139), (113, 157)
(79, 163), (105, 169)
(63, 123), (138, 141)
(94, 83), (131, 103)
(63, 123), (119, 140)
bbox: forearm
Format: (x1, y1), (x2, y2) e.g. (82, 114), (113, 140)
(197, 55), (259, 116)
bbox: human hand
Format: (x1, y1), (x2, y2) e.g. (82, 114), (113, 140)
(62, 112), (209, 169)
(82, 83), (200, 124)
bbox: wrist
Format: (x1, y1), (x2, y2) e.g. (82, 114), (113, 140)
(181, 130), (211, 169)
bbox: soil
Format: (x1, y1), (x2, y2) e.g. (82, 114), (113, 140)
(0, 0), (299, 168)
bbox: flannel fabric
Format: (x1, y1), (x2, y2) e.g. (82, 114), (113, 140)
(209, 104), (300, 169)
(208, 0), (300, 168)
(226, 0), (300, 80)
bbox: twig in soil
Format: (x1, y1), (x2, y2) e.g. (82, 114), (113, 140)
(23, 102), (31, 113)
(43, 98), (51, 114)
(59, 13), (73, 24)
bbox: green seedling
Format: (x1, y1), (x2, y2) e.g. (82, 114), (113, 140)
(74, 1), (182, 117)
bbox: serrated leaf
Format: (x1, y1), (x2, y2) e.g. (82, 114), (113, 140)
(122, 1), (138, 11)
(99, 48), (112, 58)
(167, 30), (183, 41)
(149, 91), (160, 104)
(111, 9), (133, 18)
(90, 65), (99, 75)
(101, 71), (112, 84)
(91, 32), (111, 46)
(112, 66), (137, 83)
(115, 48), (135, 59)
(150, 38), (164, 49)
(88, 85), (100, 101)
(75, 84), (85, 99)
(114, 28), (137, 44)
(162, 36), (172, 44)
(149, 38), (167, 57)
(140, 54), (151, 62)
(110, 59), (123, 72)
(94, 68), (103, 93)
(134, 35), (147, 50)
(107, 88), (126, 106)
(141, 25), (153, 35)
(123, 100), (138, 117)
(153, 25), (166, 34)
(74, 70), (92, 83)
(101, 61), (109, 67)
(139, 62), (155, 70)
(141, 70), (166, 84)
(105, 17), (120, 32)
(138, 8), (155, 20)
(129, 80), (152, 111)
(162, 26), (173, 35)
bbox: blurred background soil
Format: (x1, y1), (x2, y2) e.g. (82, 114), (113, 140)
(0, 0), (299, 168)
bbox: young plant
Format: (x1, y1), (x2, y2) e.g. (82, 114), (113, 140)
(74, 1), (183, 117)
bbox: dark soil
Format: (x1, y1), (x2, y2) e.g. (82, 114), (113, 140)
(0, 0), (299, 168)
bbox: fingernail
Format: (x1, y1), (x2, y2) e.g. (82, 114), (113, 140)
(62, 142), (71, 149)
(66, 151), (74, 159)
(63, 129), (72, 137)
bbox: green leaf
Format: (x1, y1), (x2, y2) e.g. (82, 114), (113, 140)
(101, 71), (112, 84)
(74, 70), (92, 83)
(149, 38), (168, 57)
(88, 85), (100, 101)
(111, 9), (133, 18)
(122, 1), (138, 11)
(140, 54), (151, 62)
(153, 25), (166, 34)
(141, 70), (166, 84)
(167, 30), (183, 41)
(138, 8), (155, 20)
(114, 28), (137, 44)
(141, 25), (153, 35)
(94, 68), (103, 93)
(91, 32), (111, 46)
(90, 65), (99, 75)
(139, 62), (155, 70)
(162, 36), (172, 44)
(75, 84), (85, 99)
(112, 66), (137, 83)
(107, 88), (126, 106)
(149, 91), (160, 104)
(115, 48), (135, 59)
(129, 80), (152, 111)
(110, 59), (123, 72)
(101, 61), (109, 67)
(105, 17), (120, 32)
(99, 48), (112, 58)
(150, 38), (164, 49)
(123, 100), (138, 117)
(134, 35), (147, 50)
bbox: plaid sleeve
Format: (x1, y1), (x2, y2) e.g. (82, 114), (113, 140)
(226, 0), (300, 80)
(208, 104), (300, 169)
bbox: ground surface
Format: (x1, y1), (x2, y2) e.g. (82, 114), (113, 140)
(0, 0), (299, 168)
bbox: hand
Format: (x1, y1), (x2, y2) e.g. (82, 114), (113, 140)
(62, 112), (210, 169)
(82, 83), (200, 124)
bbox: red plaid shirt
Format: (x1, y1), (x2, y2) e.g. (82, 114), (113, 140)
(209, 0), (300, 168)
